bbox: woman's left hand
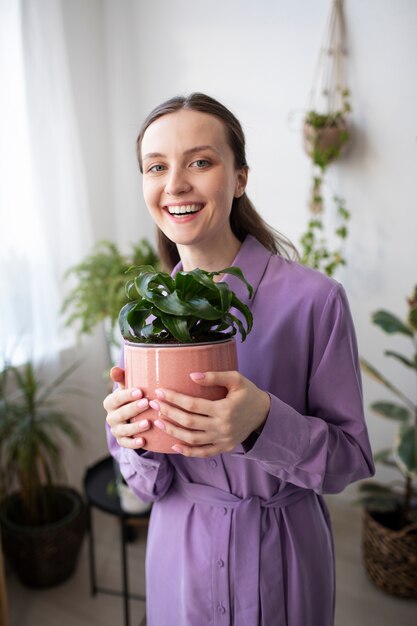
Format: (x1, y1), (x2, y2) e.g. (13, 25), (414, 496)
(149, 371), (271, 457)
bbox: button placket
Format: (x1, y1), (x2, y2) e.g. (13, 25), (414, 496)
(212, 507), (231, 625)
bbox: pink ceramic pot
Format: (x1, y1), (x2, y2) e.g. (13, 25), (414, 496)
(124, 339), (238, 454)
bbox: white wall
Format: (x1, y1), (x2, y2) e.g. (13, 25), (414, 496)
(62, 0), (417, 496)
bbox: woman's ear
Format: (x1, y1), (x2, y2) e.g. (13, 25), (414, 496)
(234, 166), (248, 198)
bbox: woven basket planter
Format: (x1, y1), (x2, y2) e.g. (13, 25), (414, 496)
(362, 509), (417, 599)
(0, 487), (87, 588)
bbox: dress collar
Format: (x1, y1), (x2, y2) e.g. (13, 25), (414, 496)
(172, 235), (272, 307)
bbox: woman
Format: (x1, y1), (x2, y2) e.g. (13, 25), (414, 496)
(104, 93), (374, 626)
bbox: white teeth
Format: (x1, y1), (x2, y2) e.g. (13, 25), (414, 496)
(166, 204), (203, 215)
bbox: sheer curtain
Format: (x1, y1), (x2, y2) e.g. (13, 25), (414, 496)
(0, 0), (92, 366)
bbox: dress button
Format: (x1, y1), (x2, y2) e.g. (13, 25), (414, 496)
(209, 459), (217, 468)
(222, 507), (228, 516)
(216, 559), (224, 568)
(217, 605), (226, 614)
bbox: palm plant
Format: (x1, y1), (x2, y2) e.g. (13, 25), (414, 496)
(0, 359), (82, 526)
(119, 265), (253, 344)
(357, 286), (417, 527)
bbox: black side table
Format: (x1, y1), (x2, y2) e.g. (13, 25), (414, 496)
(84, 456), (150, 626)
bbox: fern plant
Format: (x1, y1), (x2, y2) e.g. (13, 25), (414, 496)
(119, 265), (253, 344)
(62, 238), (158, 359)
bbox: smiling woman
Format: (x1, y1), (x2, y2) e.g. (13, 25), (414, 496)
(103, 93), (375, 626)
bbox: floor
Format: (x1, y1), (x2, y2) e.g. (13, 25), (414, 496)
(5, 498), (417, 626)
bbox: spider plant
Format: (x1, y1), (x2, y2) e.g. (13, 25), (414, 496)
(119, 265), (253, 344)
(0, 358), (82, 526)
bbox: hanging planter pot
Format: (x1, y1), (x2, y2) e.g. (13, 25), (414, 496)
(299, 0), (352, 277)
(119, 265), (253, 454)
(303, 114), (350, 168)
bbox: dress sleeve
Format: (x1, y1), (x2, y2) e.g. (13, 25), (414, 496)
(236, 284), (375, 494)
(106, 423), (174, 502)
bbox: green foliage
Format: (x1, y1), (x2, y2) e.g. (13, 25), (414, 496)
(119, 265), (253, 344)
(301, 91), (351, 277)
(0, 359), (82, 526)
(300, 195), (350, 277)
(358, 288), (417, 524)
(61, 239), (159, 347)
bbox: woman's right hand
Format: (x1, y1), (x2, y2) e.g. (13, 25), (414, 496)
(103, 366), (151, 449)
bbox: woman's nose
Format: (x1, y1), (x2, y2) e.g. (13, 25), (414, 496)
(164, 167), (191, 195)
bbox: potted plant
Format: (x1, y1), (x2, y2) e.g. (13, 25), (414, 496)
(300, 90), (352, 277)
(356, 286), (417, 598)
(0, 358), (87, 588)
(61, 238), (159, 366)
(118, 264), (253, 453)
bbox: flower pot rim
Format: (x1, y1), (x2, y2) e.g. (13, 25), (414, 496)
(0, 487), (85, 534)
(124, 337), (236, 349)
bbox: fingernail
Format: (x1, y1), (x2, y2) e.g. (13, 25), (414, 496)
(190, 372), (205, 380)
(132, 389), (142, 398)
(138, 419), (149, 430)
(172, 445), (183, 454)
(134, 437), (144, 446)
(150, 400), (160, 410)
(155, 389), (165, 400)
(154, 419), (166, 431)
(137, 398), (149, 409)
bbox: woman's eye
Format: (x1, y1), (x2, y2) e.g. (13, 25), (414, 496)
(192, 159), (210, 168)
(148, 164), (166, 173)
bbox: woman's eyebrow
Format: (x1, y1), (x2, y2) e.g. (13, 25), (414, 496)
(143, 145), (220, 161)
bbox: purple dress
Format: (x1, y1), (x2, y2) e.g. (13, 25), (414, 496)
(107, 235), (374, 626)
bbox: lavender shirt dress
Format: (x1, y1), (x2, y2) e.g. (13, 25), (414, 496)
(107, 235), (374, 626)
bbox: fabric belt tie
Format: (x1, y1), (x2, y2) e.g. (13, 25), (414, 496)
(174, 478), (312, 625)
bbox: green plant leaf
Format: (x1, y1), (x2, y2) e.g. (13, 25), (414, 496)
(360, 358), (414, 407)
(370, 401), (411, 422)
(372, 310), (413, 337)
(160, 314), (192, 343)
(394, 425), (417, 479)
(373, 447), (397, 467)
(384, 350), (417, 370)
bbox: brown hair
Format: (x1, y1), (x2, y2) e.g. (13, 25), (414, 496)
(136, 93), (298, 270)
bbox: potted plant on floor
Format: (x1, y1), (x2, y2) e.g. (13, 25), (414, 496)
(119, 264), (253, 453)
(356, 286), (417, 598)
(62, 238), (158, 366)
(0, 359), (87, 588)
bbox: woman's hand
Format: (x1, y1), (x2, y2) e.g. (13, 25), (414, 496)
(149, 371), (271, 457)
(103, 366), (151, 450)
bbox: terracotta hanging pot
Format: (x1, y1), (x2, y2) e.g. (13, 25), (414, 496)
(303, 116), (350, 165)
(124, 338), (238, 453)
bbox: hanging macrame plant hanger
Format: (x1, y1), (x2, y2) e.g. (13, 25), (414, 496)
(300, 0), (351, 277)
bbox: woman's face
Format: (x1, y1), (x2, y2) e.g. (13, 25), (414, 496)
(141, 109), (247, 251)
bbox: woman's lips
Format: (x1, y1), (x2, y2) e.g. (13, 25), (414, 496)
(164, 203), (205, 221)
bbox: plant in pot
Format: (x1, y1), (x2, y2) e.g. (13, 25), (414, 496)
(300, 90), (352, 277)
(0, 358), (87, 588)
(62, 238), (159, 366)
(299, 0), (353, 277)
(118, 264), (253, 453)
(356, 286), (417, 598)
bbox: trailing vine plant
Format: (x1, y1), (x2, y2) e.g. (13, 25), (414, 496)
(300, 0), (352, 277)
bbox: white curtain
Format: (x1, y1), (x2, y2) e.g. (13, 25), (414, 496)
(0, 0), (92, 366)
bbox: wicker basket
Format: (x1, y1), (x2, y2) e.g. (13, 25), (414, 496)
(0, 487), (86, 588)
(362, 509), (417, 599)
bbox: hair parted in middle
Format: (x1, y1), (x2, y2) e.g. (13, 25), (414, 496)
(136, 92), (298, 270)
